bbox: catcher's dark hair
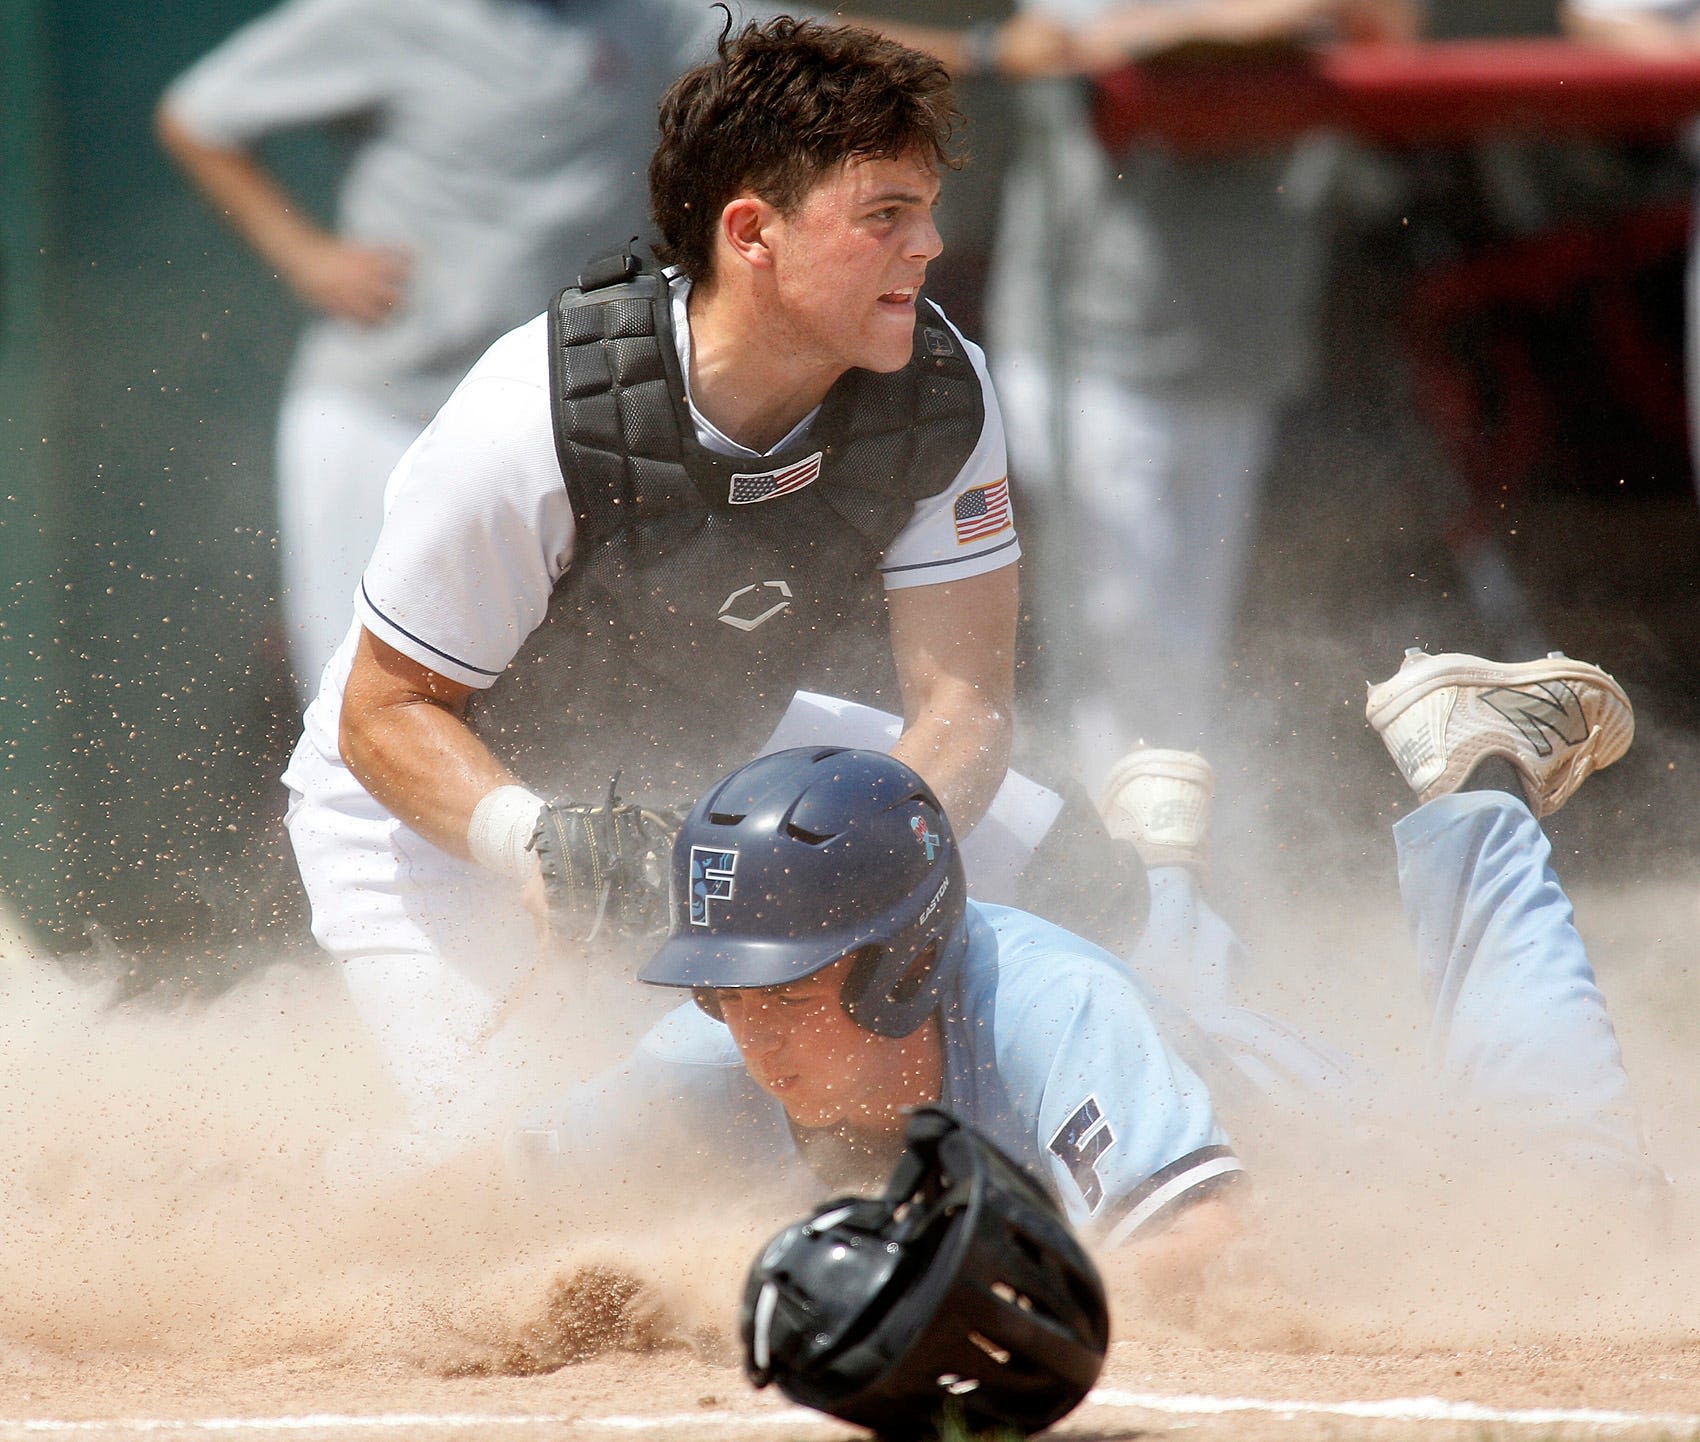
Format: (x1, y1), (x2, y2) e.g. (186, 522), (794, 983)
(649, 12), (964, 282)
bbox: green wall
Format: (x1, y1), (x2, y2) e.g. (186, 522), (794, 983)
(1, 0), (66, 940)
(6, 3), (327, 960)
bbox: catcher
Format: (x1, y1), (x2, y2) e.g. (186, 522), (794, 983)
(280, 15), (1032, 1187)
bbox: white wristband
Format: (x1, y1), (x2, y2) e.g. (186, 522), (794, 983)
(467, 785), (546, 883)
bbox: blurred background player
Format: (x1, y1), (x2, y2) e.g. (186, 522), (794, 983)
(1560, 0), (1700, 512)
(156, 0), (721, 696)
(281, 16), (1022, 1186)
(971, 0), (1421, 786)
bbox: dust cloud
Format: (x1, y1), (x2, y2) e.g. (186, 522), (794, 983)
(2, 851), (1697, 1380)
(0, 941), (780, 1376)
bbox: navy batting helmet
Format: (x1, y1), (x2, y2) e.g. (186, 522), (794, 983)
(637, 747), (967, 1038)
(741, 1106), (1110, 1439)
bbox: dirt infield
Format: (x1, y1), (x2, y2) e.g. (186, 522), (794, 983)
(3, 1339), (1700, 1442)
(4, 868), (1697, 1442)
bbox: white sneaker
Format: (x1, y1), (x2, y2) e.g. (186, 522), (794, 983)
(1097, 748), (1215, 870)
(1365, 648), (1633, 818)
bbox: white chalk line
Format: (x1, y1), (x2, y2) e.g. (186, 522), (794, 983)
(1091, 1389), (1700, 1431)
(0, 1415), (801, 1436)
(2, 1390), (1698, 1436)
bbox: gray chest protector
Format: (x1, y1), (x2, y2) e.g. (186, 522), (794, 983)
(467, 260), (986, 805)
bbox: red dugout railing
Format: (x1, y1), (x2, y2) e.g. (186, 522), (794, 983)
(1092, 38), (1700, 155)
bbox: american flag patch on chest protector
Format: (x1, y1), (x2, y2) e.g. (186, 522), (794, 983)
(729, 451), (823, 505)
(953, 478), (1011, 543)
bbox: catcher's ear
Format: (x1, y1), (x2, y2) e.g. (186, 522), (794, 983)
(693, 987), (725, 1022)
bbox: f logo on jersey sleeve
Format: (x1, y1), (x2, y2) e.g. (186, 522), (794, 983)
(1048, 1096), (1115, 1212)
(689, 846), (738, 927)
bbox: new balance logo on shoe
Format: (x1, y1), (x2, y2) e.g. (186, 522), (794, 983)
(1482, 681), (1587, 758)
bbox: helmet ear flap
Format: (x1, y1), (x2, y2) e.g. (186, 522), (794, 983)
(837, 945), (885, 1029)
(888, 940), (943, 1008)
(841, 942), (943, 1036)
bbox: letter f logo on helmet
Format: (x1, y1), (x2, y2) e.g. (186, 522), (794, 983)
(689, 846), (738, 926)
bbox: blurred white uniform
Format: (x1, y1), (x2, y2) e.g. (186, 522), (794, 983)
(161, 0), (720, 691)
(987, 0), (1339, 781)
(1564, 0), (1700, 509)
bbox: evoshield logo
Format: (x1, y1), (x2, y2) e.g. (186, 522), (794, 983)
(718, 580), (792, 632)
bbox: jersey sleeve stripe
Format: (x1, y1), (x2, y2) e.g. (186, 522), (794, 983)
(880, 533), (1020, 577)
(1100, 1145), (1246, 1250)
(359, 581), (504, 679)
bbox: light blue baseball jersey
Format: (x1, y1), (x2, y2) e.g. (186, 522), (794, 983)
(524, 902), (1241, 1247)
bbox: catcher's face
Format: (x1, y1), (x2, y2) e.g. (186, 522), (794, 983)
(758, 151), (943, 379)
(714, 955), (939, 1131)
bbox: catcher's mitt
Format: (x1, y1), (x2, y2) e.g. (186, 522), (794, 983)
(528, 780), (679, 943)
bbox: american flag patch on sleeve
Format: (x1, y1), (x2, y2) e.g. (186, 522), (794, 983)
(952, 478), (1011, 544)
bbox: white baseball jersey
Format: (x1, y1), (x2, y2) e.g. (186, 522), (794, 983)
(283, 274), (1016, 968)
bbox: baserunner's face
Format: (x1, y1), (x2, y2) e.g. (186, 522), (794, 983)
(766, 151), (944, 377)
(714, 954), (910, 1130)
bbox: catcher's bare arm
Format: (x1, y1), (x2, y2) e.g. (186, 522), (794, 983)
(340, 627), (676, 936)
(886, 565), (1018, 835)
(339, 627), (507, 860)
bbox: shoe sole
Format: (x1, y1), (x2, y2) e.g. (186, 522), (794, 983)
(1368, 652), (1621, 723)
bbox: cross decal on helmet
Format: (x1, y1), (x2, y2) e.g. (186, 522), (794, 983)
(910, 814), (939, 860)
